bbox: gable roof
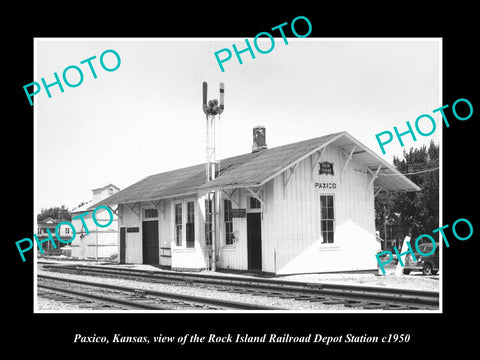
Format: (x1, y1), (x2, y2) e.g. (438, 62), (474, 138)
(71, 201), (93, 214)
(93, 131), (420, 208)
(196, 132), (348, 193)
(37, 217), (58, 226)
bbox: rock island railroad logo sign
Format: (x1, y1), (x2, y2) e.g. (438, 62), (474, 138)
(319, 161), (334, 176)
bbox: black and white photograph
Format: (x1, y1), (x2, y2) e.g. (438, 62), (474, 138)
(7, 6), (478, 354)
(33, 37), (441, 314)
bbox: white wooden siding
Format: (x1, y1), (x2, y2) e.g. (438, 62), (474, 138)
(119, 198), (209, 269)
(117, 143), (379, 274)
(157, 200), (172, 267)
(71, 209), (118, 259)
(120, 204), (142, 263)
(261, 144), (379, 274)
(170, 196), (209, 270)
(217, 189), (248, 270)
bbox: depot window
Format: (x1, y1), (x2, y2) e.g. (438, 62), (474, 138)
(320, 195), (335, 244)
(175, 203), (182, 246)
(186, 201), (195, 248)
(224, 199), (234, 245)
(144, 208), (158, 219)
(249, 196), (261, 209)
(205, 198), (213, 246)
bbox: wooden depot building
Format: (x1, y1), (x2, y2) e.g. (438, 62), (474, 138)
(94, 127), (420, 275)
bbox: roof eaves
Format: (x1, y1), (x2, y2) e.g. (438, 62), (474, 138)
(341, 132), (421, 192)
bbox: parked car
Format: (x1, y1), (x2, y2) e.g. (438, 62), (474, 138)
(403, 242), (439, 275)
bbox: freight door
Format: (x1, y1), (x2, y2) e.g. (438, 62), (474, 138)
(125, 227), (141, 263)
(142, 220), (159, 264)
(247, 213), (262, 271)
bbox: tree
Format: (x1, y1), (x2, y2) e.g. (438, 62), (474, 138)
(375, 141), (439, 245)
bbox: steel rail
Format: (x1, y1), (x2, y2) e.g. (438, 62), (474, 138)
(38, 283), (169, 310)
(37, 274), (277, 310)
(41, 264), (439, 309)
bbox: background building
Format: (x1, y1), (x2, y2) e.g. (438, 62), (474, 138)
(36, 217), (73, 256)
(71, 184), (120, 259)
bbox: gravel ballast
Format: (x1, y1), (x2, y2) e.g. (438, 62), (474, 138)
(36, 269), (351, 311)
(36, 259), (440, 312)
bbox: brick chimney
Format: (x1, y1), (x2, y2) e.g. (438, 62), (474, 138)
(252, 125), (267, 153)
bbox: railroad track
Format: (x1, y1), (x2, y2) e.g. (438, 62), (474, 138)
(37, 274), (277, 311)
(39, 263), (439, 310)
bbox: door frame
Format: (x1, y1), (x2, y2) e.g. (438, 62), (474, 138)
(142, 220), (159, 264)
(246, 212), (262, 271)
(119, 226), (126, 264)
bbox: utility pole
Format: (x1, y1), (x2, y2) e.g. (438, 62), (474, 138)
(383, 205), (388, 250)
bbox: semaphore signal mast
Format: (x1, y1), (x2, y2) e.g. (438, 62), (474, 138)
(202, 82), (224, 271)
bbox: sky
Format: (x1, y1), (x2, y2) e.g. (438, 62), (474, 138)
(35, 38), (441, 212)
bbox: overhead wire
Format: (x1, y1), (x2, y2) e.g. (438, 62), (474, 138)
(378, 167), (439, 176)
(354, 166), (439, 176)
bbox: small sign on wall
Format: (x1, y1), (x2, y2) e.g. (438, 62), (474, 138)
(315, 161), (337, 190)
(231, 209), (247, 218)
(319, 161), (334, 175)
